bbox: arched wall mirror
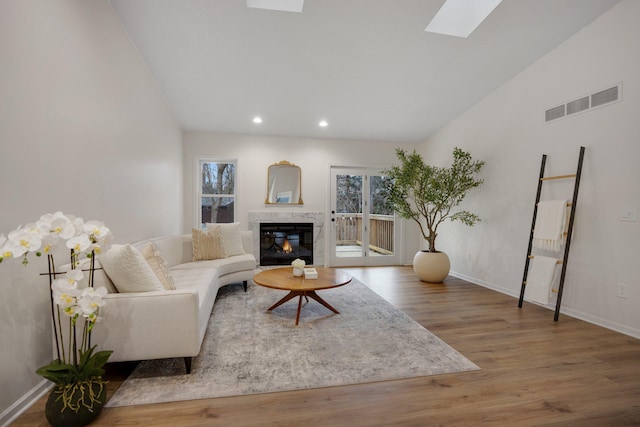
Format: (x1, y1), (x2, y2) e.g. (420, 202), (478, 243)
(265, 160), (303, 205)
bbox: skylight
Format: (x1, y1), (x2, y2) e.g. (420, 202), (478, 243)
(425, 0), (502, 38)
(246, 0), (304, 13)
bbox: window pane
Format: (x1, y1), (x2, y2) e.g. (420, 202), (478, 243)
(369, 175), (394, 255)
(201, 197), (235, 226)
(201, 162), (235, 195)
(335, 174), (362, 214)
(369, 175), (394, 215)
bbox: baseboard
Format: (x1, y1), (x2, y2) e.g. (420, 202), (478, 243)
(449, 271), (640, 340)
(0, 380), (52, 427)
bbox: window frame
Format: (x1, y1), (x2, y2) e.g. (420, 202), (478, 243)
(194, 157), (237, 228)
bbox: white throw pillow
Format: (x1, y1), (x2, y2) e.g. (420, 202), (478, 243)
(100, 244), (165, 293)
(140, 243), (176, 291)
(206, 222), (245, 256)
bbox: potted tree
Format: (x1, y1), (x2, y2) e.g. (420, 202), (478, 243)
(382, 147), (484, 282)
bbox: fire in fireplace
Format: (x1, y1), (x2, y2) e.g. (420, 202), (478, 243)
(260, 222), (313, 266)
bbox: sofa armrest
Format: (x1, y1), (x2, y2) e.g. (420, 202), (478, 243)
(92, 289), (201, 363)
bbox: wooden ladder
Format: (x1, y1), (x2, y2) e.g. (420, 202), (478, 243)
(518, 146), (585, 321)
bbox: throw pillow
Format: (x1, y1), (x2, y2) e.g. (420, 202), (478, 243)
(140, 243), (176, 291)
(192, 227), (227, 261)
(99, 244), (165, 293)
(206, 222), (245, 256)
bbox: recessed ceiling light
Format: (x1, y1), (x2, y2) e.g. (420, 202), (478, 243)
(253, 116), (263, 124)
(425, 0), (502, 38)
(318, 120), (328, 127)
(246, 0), (304, 13)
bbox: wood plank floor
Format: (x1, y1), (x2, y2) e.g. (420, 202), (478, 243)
(12, 267), (640, 426)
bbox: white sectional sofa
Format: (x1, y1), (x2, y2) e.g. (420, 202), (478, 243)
(88, 228), (256, 373)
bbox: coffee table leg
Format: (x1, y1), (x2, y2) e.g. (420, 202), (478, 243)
(305, 291), (340, 315)
(295, 295), (304, 325)
(267, 291), (299, 311)
(267, 290), (339, 325)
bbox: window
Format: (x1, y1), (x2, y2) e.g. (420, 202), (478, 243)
(197, 159), (236, 226)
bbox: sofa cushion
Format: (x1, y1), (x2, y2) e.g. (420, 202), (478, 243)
(172, 253), (256, 277)
(140, 243), (176, 290)
(192, 227), (227, 261)
(171, 267), (218, 317)
(207, 222), (245, 256)
(100, 244), (165, 293)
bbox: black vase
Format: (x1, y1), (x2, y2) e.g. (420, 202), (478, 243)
(45, 381), (107, 427)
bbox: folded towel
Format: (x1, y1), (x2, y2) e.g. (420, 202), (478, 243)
(524, 256), (558, 305)
(533, 200), (567, 252)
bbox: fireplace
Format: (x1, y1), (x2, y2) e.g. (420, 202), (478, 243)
(260, 222), (313, 266)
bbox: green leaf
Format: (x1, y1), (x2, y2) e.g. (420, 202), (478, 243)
(37, 347), (113, 384)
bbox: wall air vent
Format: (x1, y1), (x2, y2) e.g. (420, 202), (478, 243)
(591, 85), (619, 108)
(545, 83), (621, 123)
(566, 96), (589, 115)
(545, 105), (565, 122)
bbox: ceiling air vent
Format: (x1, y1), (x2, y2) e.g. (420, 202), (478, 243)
(545, 83), (621, 123)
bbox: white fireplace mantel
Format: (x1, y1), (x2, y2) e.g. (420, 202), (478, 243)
(248, 211), (325, 266)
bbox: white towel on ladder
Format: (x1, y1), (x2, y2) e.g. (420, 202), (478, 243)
(524, 256), (558, 305)
(533, 200), (567, 252)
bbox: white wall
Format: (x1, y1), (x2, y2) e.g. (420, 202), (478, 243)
(182, 132), (420, 264)
(0, 0), (182, 421)
(421, 0), (640, 337)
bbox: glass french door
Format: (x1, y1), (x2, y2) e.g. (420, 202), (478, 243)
(329, 167), (401, 267)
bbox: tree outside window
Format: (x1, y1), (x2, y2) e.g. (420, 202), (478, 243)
(200, 160), (236, 226)
(335, 174), (393, 215)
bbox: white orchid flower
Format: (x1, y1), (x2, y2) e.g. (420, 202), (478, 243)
(83, 221), (107, 238)
(23, 222), (46, 236)
(38, 212), (56, 228)
(7, 227), (42, 257)
(40, 234), (59, 254)
(65, 269), (85, 285)
(49, 216), (76, 240)
(91, 230), (113, 254)
(79, 287), (107, 309)
(69, 215), (85, 236)
(1, 240), (16, 259)
(52, 278), (80, 310)
(84, 221), (112, 252)
(66, 234), (91, 253)
(78, 287), (107, 323)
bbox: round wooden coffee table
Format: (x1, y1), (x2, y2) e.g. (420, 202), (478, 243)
(253, 267), (352, 325)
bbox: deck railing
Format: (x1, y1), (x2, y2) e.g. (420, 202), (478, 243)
(335, 214), (394, 254)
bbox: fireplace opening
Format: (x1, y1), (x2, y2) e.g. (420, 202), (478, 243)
(260, 222), (313, 266)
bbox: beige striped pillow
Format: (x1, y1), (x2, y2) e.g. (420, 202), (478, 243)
(140, 243), (176, 290)
(192, 227), (228, 261)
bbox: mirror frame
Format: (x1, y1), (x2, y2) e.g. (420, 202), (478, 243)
(265, 160), (303, 205)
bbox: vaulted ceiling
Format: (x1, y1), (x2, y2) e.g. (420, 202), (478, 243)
(109, 0), (621, 143)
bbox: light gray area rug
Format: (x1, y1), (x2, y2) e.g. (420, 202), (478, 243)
(107, 279), (479, 407)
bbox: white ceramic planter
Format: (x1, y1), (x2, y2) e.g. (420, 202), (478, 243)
(413, 251), (450, 283)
